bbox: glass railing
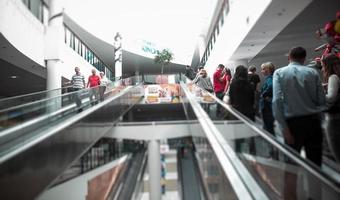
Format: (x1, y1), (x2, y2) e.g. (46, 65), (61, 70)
(0, 76), (142, 162)
(0, 86), (72, 111)
(0, 77), (144, 200)
(0, 76), (140, 131)
(52, 138), (146, 186)
(183, 83), (340, 199)
(180, 82), (264, 199)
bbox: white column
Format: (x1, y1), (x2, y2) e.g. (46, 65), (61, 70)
(114, 33), (122, 78)
(46, 60), (62, 97)
(148, 140), (161, 200)
(115, 59), (122, 78)
(46, 0), (64, 92)
(45, 0), (64, 111)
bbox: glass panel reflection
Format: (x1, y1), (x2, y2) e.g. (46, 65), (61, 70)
(0, 77), (142, 156)
(185, 83), (340, 200)
(181, 83), (239, 199)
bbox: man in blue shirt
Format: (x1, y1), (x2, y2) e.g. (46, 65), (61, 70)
(272, 46), (326, 166)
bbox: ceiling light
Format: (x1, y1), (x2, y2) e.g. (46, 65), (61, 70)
(10, 75), (18, 79)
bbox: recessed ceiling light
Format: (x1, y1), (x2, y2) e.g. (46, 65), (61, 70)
(2, 46), (6, 49)
(10, 75), (18, 79)
(250, 44), (255, 47)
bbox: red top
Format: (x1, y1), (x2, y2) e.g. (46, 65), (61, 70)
(88, 75), (101, 87)
(213, 69), (226, 93)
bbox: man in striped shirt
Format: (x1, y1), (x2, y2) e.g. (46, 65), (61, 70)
(71, 67), (85, 110)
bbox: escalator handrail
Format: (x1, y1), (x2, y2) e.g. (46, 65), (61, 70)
(0, 86), (90, 114)
(198, 84), (340, 192)
(0, 76), (138, 113)
(0, 79), (120, 113)
(130, 149), (148, 200)
(177, 148), (184, 200)
(0, 86), (72, 103)
(0, 84), (142, 164)
(180, 82), (268, 200)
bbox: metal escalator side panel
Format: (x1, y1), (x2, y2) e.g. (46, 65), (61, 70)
(0, 84), (143, 200)
(184, 82), (340, 199)
(180, 81), (267, 200)
(0, 86), (72, 111)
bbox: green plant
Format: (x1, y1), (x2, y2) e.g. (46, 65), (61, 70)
(154, 49), (174, 74)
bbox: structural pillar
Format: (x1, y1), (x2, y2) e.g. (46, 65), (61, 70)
(148, 140), (161, 200)
(114, 32), (122, 78)
(46, 0), (64, 93)
(45, 0), (64, 111)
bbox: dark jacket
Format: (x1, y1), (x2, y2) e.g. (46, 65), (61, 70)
(229, 78), (255, 120)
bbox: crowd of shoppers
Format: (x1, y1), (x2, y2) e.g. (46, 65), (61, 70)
(187, 45), (340, 169)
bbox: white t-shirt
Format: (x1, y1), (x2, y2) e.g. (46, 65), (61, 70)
(326, 74), (340, 107)
(100, 77), (110, 86)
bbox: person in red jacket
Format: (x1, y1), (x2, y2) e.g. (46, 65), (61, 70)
(213, 64), (228, 117)
(87, 69), (101, 105)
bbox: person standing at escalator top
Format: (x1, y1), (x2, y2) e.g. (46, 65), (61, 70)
(71, 67), (85, 110)
(248, 65), (261, 116)
(213, 64), (227, 117)
(87, 69), (101, 105)
(99, 71), (109, 102)
(185, 65), (196, 80)
(259, 62), (275, 135)
(272, 46), (326, 166)
(321, 53), (340, 162)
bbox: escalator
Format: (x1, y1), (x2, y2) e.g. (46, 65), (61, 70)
(180, 82), (340, 199)
(1, 77), (340, 200)
(177, 145), (206, 200)
(0, 77), (143, 200)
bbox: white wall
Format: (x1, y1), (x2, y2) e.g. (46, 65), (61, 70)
(204, 0), (272, 76)
(0, 0), (45, 66)
(0, 0), (105, 85)
(61, 45), (101, 81)
(37, 155), (128, 200)
(203, 0), (313, 76)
